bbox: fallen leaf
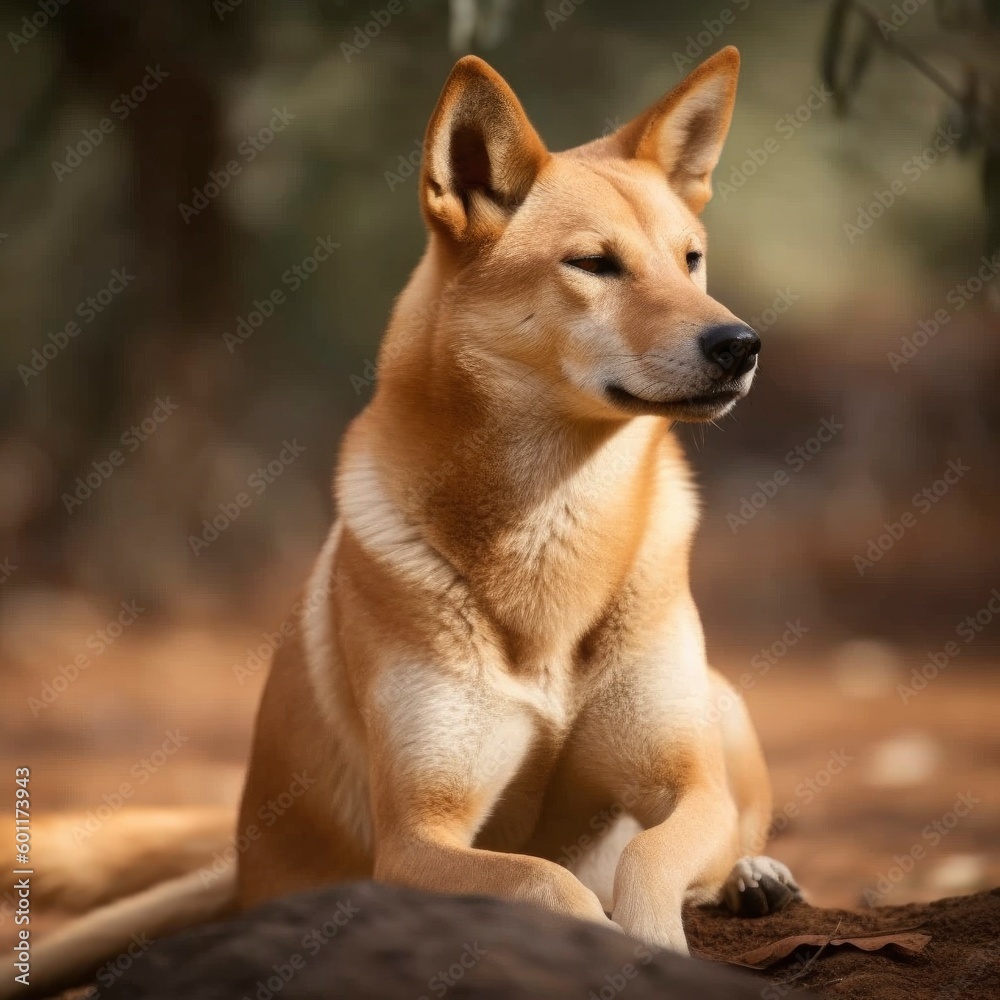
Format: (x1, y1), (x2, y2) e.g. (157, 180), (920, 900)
(728, 930), (932, 969)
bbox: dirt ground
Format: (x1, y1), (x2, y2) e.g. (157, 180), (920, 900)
(1, 615), (998, 990)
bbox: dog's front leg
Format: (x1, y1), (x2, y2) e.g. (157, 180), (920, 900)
(366, 664), (611, 927)
(610, 766), (739, 954)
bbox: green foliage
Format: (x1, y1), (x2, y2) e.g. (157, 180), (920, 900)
(822, 0), (1000, 257)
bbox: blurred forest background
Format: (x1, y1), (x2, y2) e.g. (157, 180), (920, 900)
(1, 0), (999, 638)
(1, 0), (1000, 911)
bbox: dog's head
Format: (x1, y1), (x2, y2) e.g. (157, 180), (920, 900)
(419, 47), (757, 424)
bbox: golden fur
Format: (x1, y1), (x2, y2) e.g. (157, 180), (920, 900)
(4, 47), (799, 998)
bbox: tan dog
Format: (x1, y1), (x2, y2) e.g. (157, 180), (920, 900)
(9, 46), (799, 998)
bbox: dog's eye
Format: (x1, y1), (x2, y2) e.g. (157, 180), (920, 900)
(565, 255), (621, 276)
(686, 251), (703, 273)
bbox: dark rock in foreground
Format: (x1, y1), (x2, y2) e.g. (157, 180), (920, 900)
(100, 880), (800, 999)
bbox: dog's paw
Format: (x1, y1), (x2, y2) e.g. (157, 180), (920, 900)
(721, 855), (802, 916)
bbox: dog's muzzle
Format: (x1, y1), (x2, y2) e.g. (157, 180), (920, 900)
(699, 323), (761, 379)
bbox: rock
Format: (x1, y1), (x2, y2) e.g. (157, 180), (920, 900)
(100, 881), (801, 999)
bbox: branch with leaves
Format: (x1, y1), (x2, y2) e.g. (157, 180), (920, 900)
(822, 0), (1000, 257)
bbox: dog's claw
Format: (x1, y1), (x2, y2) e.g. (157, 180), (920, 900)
(722, 856), (802, 916)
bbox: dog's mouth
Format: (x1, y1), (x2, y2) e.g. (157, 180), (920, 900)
(605, 383), (744, 421)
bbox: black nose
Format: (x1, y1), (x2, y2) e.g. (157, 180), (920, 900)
(699, 323), (761, 378)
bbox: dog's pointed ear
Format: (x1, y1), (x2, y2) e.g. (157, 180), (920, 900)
(608, 47), (740, 213)
(421, 56), (549, 244)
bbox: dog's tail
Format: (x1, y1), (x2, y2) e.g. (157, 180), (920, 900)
(1, 866), (237, 999)
(1, 807), (238, 998)
(18, 806), (236, 912)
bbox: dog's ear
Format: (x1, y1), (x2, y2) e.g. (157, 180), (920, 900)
(608, 46), (740, 213)
(421, 57), (549, 244)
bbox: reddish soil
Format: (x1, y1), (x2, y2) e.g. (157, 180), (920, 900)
(2, 619), (998, 997)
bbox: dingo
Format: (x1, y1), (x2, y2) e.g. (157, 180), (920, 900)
(11, 46), (799, 997)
